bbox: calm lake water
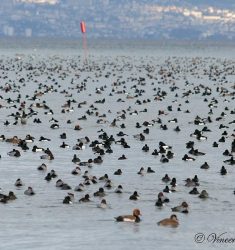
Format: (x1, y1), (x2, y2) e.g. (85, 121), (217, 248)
(0, 39), (235, 250)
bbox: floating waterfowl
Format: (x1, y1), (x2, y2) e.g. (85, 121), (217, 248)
(97, 199), (108, 209)
(79, 194), (90, 203)
(157, 214), (179, 227)
(24, 187), (35, 196)
(15, 178), (24, 187)
(171, 202), (189, 213)
(37, 163), (47, 171)
(114, 169), (122, 175)
(129, 191), (140, 200)
(115, 209), (141, 222)
(198, 190), (209, 199)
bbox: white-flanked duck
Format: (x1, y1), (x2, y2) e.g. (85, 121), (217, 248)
(115, 209), (141, 222)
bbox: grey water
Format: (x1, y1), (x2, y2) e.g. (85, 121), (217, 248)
(0, 39), (235, 250)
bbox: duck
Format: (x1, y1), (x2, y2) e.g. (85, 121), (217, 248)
(92, 176), (98, 184)
(143, 128), (149, 134)
(97, 199), (108, 209)
(137, 167), (145, 175)
(142, 144), (149, 152)
(93, 156), (103, 164)
(110, 119), (117, 127)
(50, 123), (59, 129)
(160, 155), (169, 163)
(39, 136), (51, 142)
(188, 148), (205, 156)
(136, 122), (142, 128)
(104, 180), (113, 189)
(79, 159), (93, 167)
(220, 166), (227, 175)
(56, 179), (64, 188)
(151, 149), (159, 155)
(40, 148), (54, 160)
(155, 197), (164, 207)
(24, 187), (35, 196)
(147, 167), (155, 173)
(200, 162), (210, 169)
(157, 214), (179, 227)
(60, 142), (70, 148)
(115, 185), (123, 194)
(114, 169), (122, 175)
(71, 166), (81, 175)
(67, 193), (75, 201)
(99, 174), (109, 181)
(166, 151), (174, 159)
(5, 136), (20, 144)
(133, 133), (145, 141)
(72, 142), (85, 150)
(186, 141), (194, 148)
(74, 183), (85, 192)
(171, 183), (177, 192)
(0, 135), (5, 141)
(174, 126), (181, 132)
(168, 118), (178, 123)
(115, 208), (141, 222)
(162, 174), (171, 183)
(60, 133), (67, 139)
(116, 131), (127, 137)
(224, 156), (235, 165)
(163, 186), (171, 193)
(44, 173), (52, 181)
(24, 134), (34, 143)
(182, 154), (195, 161)
(129, 191), (140, 200)
(171, 202), (189, 213)
(170, 178), (177, 186)
(8, 191), (17, 200)
(159, 141), (172, 150)
(7, 149), (21, 157)
(158, 192), (169, 203)
(72, 154), (80, 163)
(118, 154), (127, 160)
(198, 190), (209, 199)
(196, 134), (207, 141)
(18, 140), (29, 151)
(40, 153), (54, 160)
(79, 194), (90, 203)
(185, 178), (199, 187)
(63, 196), (73, 204)
(37, 163), (47, 171)
(189, 187), (199, 195)
(192, 175), (199, 183)
(223, 149), (232, 156)
(49, 169), (57, 178)
(15, 178), (24, 187)
(0, 195), (8, 203)
(77, 136), (90, 144)
(74, 124), (82, 130)
(61, 183), (71, 190)
(32, 145), (44, 152)
(94, 187), (105, 197)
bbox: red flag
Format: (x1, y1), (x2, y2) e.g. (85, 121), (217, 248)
(80, 21), (86, 34)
